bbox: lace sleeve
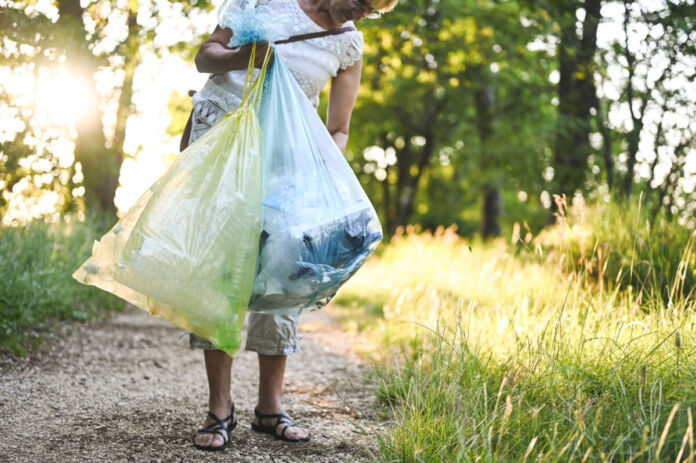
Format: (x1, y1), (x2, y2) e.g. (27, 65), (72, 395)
(339, 30), (364, 70)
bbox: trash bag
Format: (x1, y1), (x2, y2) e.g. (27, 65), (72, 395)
(72, 46), (272, 355)
(247, 52), (383, 315)
(218, 0), (292, 48)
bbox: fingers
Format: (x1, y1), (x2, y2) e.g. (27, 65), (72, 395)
(254, 41), (273, 68)
(255, 40), (270, 51)
(256, 52), (274, 68)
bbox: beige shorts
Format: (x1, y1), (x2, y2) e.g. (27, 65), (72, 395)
(187, 313), (302, 355)
(185, 95), (302, 356)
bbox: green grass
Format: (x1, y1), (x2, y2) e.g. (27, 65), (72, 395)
(0, 213), (124, 355)
(335, 200), (696, 462)
(533, 196), (696, 304)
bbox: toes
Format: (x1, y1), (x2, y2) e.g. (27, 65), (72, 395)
(194, 434), (206, 446)
(212, 434), (224, 447)
(283, 425), (309, 441)
(195, 432), (226, 448)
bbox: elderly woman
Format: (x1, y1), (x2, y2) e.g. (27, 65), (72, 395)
(185, 0), (397, 451)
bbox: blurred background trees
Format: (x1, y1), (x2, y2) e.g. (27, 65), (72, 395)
(1, 0), (212, 224)
(1, 0), (695, 237)
(350, 0), (555, 236)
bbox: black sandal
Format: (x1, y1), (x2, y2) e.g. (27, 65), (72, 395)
(251, 408), (311, 442)
(193, 404), (238, 451)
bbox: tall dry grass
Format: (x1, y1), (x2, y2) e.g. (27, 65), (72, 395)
(335, 199), (696, 462)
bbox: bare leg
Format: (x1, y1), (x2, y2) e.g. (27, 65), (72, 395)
(193, 350), (235, 448)
(253, 353), (309, 440)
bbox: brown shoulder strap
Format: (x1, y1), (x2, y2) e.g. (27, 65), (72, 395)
(274, 26), (356, 45)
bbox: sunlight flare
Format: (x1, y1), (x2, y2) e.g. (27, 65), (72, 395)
(35, 69), (93, 127)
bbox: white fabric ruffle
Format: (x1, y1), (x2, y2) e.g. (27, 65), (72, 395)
(339, 30), (364, 71)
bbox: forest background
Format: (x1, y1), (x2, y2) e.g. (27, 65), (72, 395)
(3, 0), (696, 460)
(2, 0), (695, 235)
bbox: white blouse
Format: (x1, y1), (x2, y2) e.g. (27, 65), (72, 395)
(193, 0), (364, 121)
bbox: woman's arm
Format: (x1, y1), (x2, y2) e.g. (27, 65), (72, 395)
(326, 58), (362, 154)
(195, 25), (271, 73)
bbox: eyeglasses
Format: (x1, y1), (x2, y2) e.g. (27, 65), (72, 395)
(353, 0), (381, 19)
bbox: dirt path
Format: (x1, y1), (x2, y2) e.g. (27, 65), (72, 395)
(0, 305), (383, 462)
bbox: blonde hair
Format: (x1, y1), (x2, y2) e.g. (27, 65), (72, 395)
(368, 0), (398, 13)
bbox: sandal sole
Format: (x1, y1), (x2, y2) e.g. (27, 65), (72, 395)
(194, 441), (231, 452)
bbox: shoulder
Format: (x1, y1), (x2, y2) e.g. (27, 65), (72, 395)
(342, 20), (363, 40)
(338, 22), (364, 70)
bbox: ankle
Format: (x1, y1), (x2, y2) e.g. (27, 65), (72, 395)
(208, 397), (233, 413)
(255, 401), (282, 415)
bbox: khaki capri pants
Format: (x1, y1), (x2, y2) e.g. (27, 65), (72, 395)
(185, 94), (302, 356)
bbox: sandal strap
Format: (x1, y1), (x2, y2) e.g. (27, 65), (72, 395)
(201, 402), (237, 432)
(255, 409), (294, 426)
(254, 407), (282, 420)
(254, 408), (305, 437)
(205, 411), (229, 432)
(275, 411), (294, 426)
(222, 402), (236, 424)
(274, 412), (301, 437)
(199, 420), (227, 432)
(205, 403), (236, 429)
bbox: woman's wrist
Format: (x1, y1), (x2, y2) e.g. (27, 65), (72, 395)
(195, 45), (245, 73)
(196, 43), (269, 73)
(222, 48), (247, 71)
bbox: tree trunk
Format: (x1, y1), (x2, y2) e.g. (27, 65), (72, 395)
(110, 8), (141, 207)
(382, 163), (393, 234)
(394, 144), (431, 230)
(393, 123), (438, 230)
(57, 0), (118, 217)
(591, 92), (614, 192)
(473, 71), (501, 239)
(391, 136), (412, 232)
(481, 180), (502, 238)
(551, 0), (602, 218)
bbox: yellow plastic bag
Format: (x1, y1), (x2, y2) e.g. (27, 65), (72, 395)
(73, 46), (271, 355)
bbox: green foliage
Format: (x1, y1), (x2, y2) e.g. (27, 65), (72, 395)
(348, 0), (556, 235)
(0, 213), (124, 355)
(534, 196), (696, 305)
(335, 202), (696, 461)
(4, 0), (696, 238)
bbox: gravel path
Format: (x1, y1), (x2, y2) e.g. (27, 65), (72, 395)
(0, 305), (382, 462)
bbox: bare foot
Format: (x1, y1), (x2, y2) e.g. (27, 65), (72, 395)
(193, 400), (236, 450)
(252, 407), (310, 441)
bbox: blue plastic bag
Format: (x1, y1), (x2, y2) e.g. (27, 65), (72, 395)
(248, 52), (383, 314)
